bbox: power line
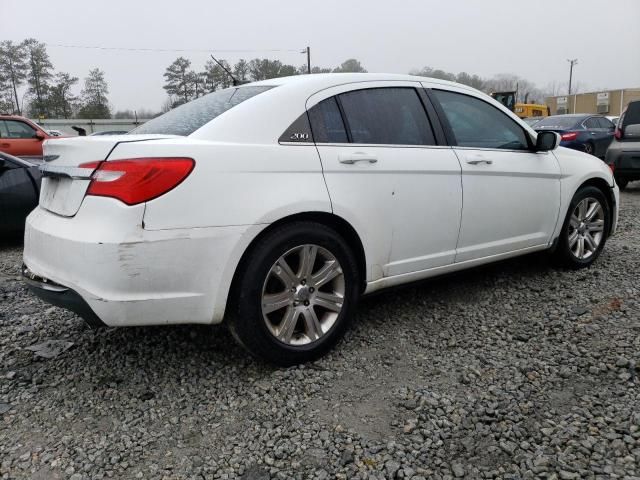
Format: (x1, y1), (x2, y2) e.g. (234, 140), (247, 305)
(44, 43), (303, 54)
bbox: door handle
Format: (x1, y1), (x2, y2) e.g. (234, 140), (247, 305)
(0, 143), (9, 147)
(466, 158), (493, 165)
(338, 152), (378, 164)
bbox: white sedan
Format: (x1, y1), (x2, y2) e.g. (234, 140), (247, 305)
(23, 73), (619, 365)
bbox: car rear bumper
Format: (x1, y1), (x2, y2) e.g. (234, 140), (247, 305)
(23, 198), (251, 327)
(22, 265), (105, 327)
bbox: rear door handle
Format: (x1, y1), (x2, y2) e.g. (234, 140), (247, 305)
(338, 152), (378, 164)
(0, 143), (9, 147)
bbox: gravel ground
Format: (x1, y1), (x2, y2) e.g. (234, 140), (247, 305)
(1, 187), (639, 480)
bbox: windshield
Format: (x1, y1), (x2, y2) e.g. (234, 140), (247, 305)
(534, 116), (580, 129)
(131, 86), (274, 136)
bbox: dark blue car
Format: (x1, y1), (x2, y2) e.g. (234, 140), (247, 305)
(534, 114), (615, 158)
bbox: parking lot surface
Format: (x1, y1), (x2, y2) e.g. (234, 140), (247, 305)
(1, 187), (639, 480)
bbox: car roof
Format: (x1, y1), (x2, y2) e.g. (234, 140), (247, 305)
(0, 114), (33, 120)
(248, 72), (463, 90)
(547, 114), (591, 118)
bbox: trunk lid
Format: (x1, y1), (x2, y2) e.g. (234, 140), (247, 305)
(39, 134), (172, 217)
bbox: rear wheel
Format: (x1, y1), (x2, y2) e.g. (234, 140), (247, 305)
(553, 186), (610, 269)
(584, 142), (595, 155)
(227, 222), (360, 365)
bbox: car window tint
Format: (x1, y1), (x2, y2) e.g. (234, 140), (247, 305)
(597, 117), (613, 129)
(432, 90), (529, 150)
(0, 121), (8, 138)
(279, 112), (314, 143)
(338, 88), (435, 145)
(308, 97), (348, 143)
(622, 102), (640, 128)
(131, 86), (274, 136)
(5, 120), (36, 139)
(584, 118), (600, 129)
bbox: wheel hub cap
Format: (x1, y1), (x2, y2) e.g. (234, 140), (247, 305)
(568, 197), (605, 260)
(261, 244), (345, 346)
(294, 285), (311, 303)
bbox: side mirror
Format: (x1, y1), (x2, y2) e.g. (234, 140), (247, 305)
(34, 131), (45, 140)
(624, 124), (640, 139)
(535, 131), (561, 152)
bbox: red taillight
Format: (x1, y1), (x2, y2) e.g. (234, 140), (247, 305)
(561, 132), (578, 141)
(81, 158), (194, 205)
(614, 128), (622, 140)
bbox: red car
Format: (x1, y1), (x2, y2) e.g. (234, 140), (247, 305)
(0, 115), (58, 160)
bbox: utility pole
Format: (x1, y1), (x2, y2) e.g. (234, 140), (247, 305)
(301, 46), (311, 74)
(567, 59), (578, 95)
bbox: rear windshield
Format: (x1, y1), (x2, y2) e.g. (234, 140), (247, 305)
(534, 116), (580, 129)
(131, 86), (274, 136)
(622, 101), (640, 128)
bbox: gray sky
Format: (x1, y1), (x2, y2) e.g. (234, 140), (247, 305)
(3, 0), (639, 113)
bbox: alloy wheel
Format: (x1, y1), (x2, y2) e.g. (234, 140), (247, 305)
(568, 197), (605, 260)
(261, 244), (345, 346)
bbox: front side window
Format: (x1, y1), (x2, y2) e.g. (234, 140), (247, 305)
(432, 90), (529, 150)
(132, 86), (274, 136)
(338, 88), (435, 145)
(4, 120), (36, 139)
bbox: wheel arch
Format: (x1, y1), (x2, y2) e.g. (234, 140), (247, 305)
(224, 211), (368, 319)
(575, 177), (616, 238)
(580, 178), (615, 232)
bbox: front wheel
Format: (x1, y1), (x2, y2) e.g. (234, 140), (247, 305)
(227, 221), (361, 365)
(553, 186), (610, 269)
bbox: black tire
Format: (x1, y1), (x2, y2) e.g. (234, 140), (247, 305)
(584, 142), (595, 156)
(553, 185), (610, 269)
(615, 176), (628, 191)
(226, 221), (361, 366)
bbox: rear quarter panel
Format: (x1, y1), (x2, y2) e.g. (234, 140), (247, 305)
(106, 138), (332, 230)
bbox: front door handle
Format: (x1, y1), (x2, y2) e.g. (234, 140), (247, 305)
(339, 152), (378, 164)
(0, 143), (10, 148)
(466, 159), (493, 165)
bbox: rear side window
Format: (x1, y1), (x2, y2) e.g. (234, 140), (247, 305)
(132, 86), (274, 136)
(584, 117), (600, 129)
(432, 90), (529, 150)
(308, 97), (348, 143)
(338, 88), (435, 145)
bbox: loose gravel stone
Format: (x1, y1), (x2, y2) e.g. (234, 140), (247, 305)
(1, 187), (640, 479)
